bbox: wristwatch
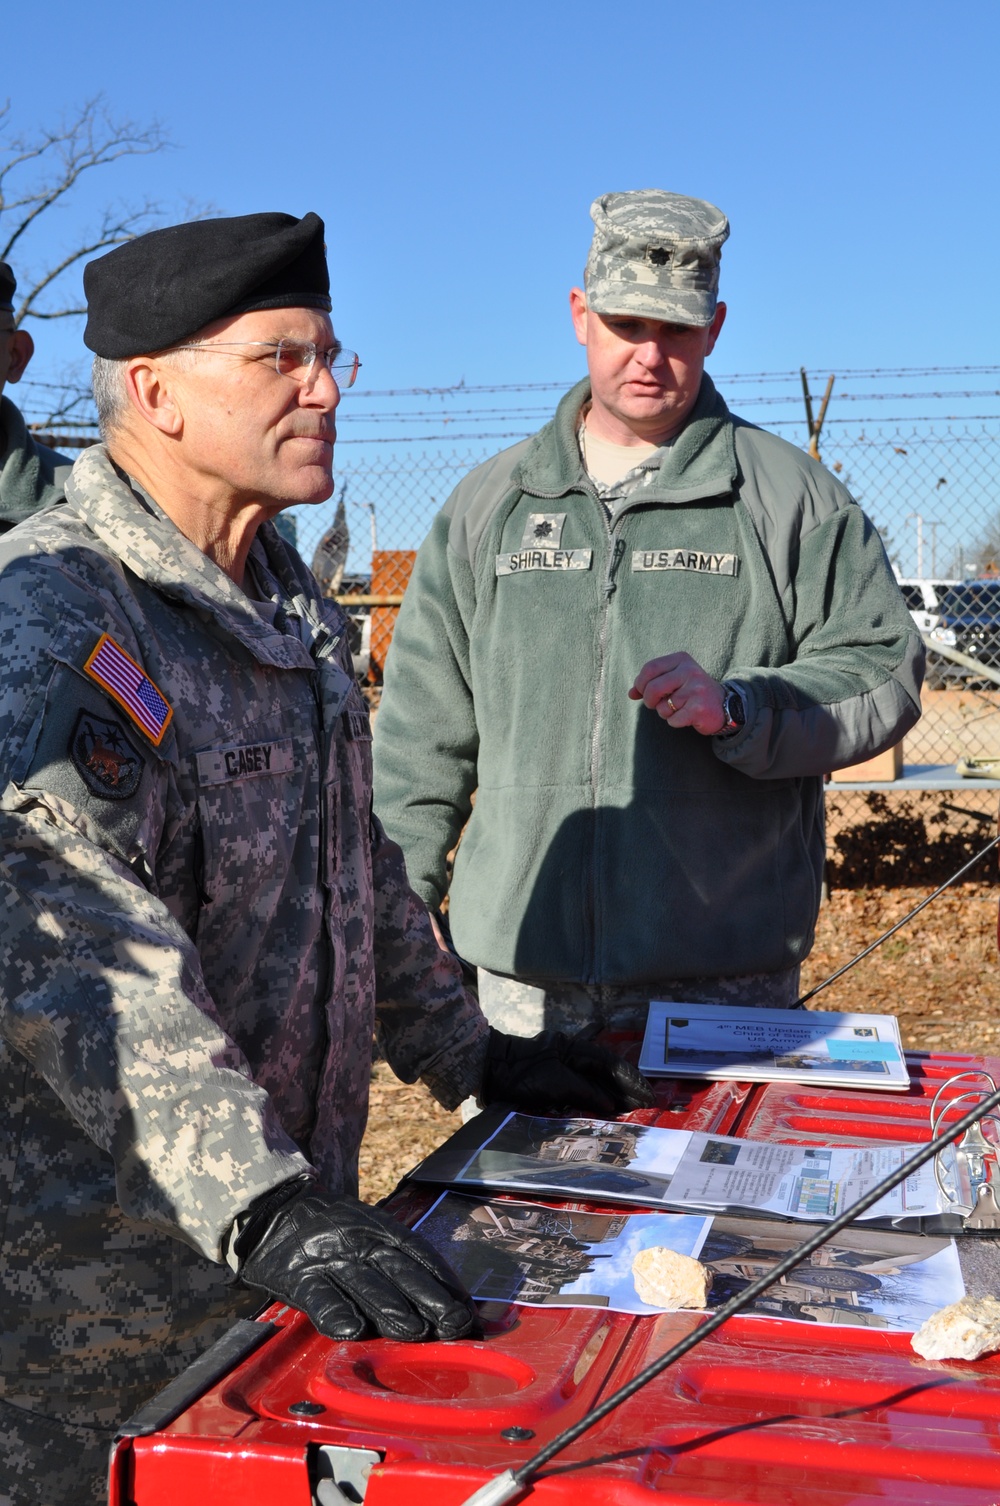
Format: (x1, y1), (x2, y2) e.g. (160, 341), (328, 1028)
(718, 681), (747, 738)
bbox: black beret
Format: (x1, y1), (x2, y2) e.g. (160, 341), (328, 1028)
(83, 211), (331, 358)
(0, 262), (15, 312)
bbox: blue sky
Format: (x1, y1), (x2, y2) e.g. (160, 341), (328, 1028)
(5, 1), (999, 394)
(5, 3), (998, 575)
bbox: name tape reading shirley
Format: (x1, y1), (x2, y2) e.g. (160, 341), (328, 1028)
(496, 547), (594, 576)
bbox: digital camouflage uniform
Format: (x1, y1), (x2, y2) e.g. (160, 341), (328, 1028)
(0, 445), (488, 1505)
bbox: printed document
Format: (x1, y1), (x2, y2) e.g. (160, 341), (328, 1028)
(638, 1001), (909, 1090)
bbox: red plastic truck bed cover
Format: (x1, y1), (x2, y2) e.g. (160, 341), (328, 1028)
(109, 1052), (1000, 1506)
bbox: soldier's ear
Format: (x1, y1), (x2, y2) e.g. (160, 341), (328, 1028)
(5, 329), (34, 384)
(124, 356), (184, 437)
(705, 302), (727, 356)
(569, 288), (588, 347)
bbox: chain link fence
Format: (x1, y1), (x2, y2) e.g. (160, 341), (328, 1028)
(290, 416), (1000, 888)
(812, 421), (1000, 887)
(26, 375), (1000, 887)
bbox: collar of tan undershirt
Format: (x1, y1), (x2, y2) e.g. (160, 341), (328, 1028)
(578, 405), (668, 489)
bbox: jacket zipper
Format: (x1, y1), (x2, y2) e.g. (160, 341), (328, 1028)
(520, 482), (633, 984)
(306, 621), (339, 1143)
(586, 511), (628, 983)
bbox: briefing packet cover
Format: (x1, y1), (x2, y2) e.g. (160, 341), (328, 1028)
(638, 1000), (909, 1091)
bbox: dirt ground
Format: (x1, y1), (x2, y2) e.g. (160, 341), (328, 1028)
(358, 880), (1000, 1202)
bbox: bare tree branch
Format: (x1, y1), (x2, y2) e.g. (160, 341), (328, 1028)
(30, 386), (93, 428)
(0, 96), (168, 262)
(26, 307), (87, 321)
(0, 97), (219, 425)
(0, 95), (174, 326)
(12, 208), (165, 324)
(17, 362), (95, 430)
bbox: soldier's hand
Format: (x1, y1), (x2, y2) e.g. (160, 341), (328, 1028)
(629, 651), (726, 734)
(234, 1182), (479, 1342)
(482, 1027), (655, 1118)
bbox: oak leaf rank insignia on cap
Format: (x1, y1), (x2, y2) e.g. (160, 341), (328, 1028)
(585, 189), (729, 328)
(84, 634), (173, 745)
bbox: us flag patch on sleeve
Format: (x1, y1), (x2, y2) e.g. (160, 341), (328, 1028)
(83, 634), (173, 746)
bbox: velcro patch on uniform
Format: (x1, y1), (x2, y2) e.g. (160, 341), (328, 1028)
(632, 549), (739, 576)
(495, 547), (593, 576)
(84, 634), (173, 745)
(520, 512), (567, 548)
(344, 710), (372, 742)
(196, 738), (296, 786)
(69, 711), (145, 801)
(342, 687), (372, 742)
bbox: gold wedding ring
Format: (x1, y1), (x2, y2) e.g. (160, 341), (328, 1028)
(667, 696), (677, 713)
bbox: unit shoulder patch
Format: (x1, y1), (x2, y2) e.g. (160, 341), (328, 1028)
(84, 634), (173, 745)
(69, 711), (145, 801)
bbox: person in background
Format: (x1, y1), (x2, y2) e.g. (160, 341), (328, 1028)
(374, 189), (923, 1044)
(0, 261), (71, 529)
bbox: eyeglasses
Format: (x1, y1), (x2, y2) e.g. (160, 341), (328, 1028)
(171, 338), (361, 390)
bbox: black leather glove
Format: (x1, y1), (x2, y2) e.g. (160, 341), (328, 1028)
(482, 1027), (655, 1117)
(234, 1179), (478, 1343)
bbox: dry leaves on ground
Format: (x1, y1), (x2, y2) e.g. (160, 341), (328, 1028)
(359, 1061), (462, 1203)
(358, 883), (1000, 1202)
(800, 882), (1000, 1052)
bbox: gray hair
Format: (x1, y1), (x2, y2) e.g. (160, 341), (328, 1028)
(91, 356), (129, 439)
(92, 347), (194, 439)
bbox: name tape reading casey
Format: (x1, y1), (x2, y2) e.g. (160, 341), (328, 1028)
(632, 549), (739, 576)
(196, 737), (296, 786)
(495, 547), (593, 576)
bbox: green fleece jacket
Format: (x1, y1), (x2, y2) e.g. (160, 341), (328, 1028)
(0, 395), (71, 530)
(373, 376), (923, 985)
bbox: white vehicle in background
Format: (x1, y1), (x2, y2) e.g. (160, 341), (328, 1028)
(894, 576), (960, 634)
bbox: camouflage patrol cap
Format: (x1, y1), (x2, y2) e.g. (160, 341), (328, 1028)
(585, 190), (729, 327)
(0, 263), (14, 313)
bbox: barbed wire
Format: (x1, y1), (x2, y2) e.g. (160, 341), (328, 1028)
(261, 390), (1000, 423)
(19, 364), (1000, 398)
(332, 419), (1000, 443)
(334, 432), (540, 444)
(715, 365), (1000, 384)
(22, 419), (1000, 444)
(35, 421), (1000, 448)
(17, 363), (1000, 439)
(325, 365), (1000, 397)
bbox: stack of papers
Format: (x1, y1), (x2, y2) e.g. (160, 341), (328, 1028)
(412, 1109), (964, 1229)
(638, 1001), (909, 1091)
(408, 1005), (970, 1333)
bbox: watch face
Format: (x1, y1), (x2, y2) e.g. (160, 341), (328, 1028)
(725, 690), (745, 728)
